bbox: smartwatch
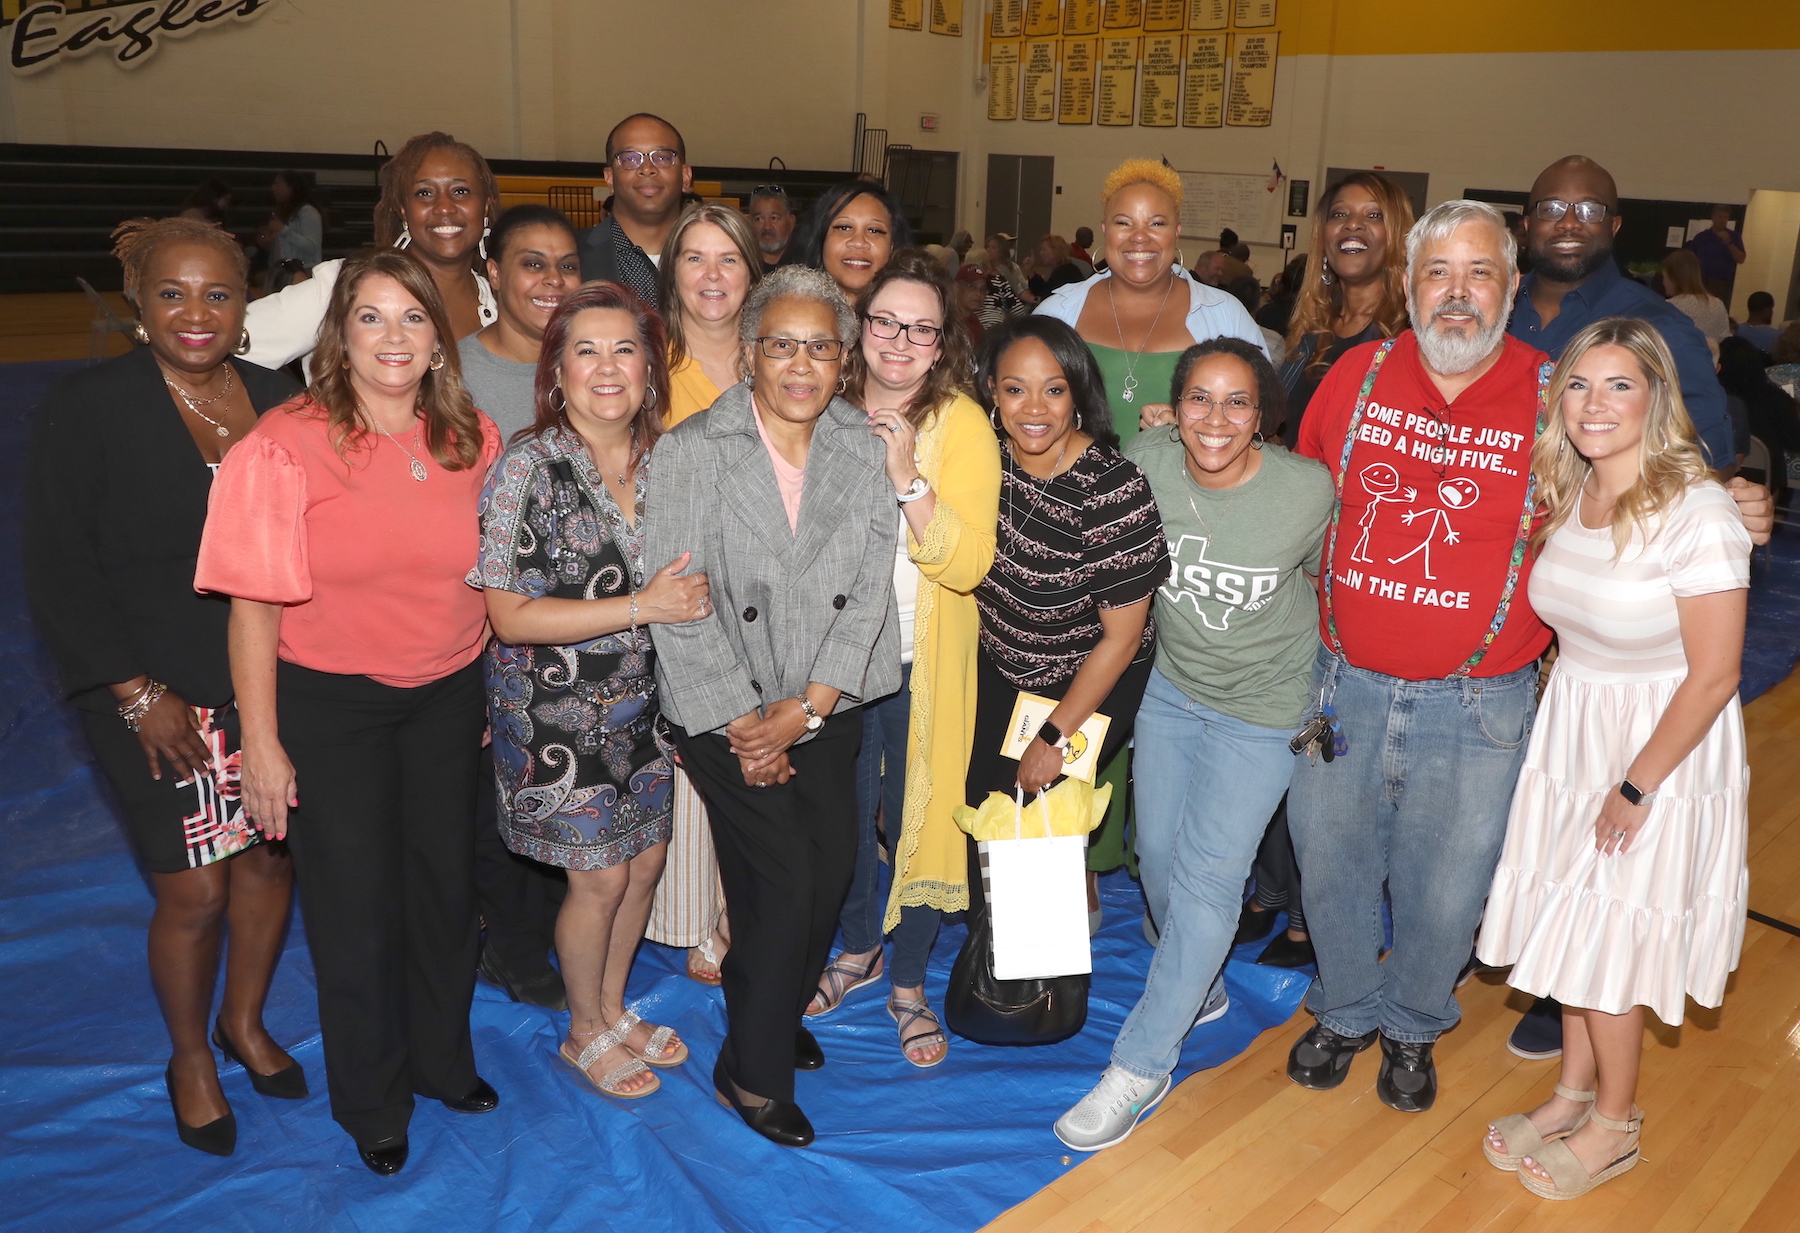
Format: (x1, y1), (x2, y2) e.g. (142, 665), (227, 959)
(1036, 719), (1066, 749)
(798, 697), (824, 732)
(1617, 778), (1657, 807)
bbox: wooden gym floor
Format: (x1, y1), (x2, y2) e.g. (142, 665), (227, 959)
(984, 668), (1800, 1233)
(0, 291), (136, 365)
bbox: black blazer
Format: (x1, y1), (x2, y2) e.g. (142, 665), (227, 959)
(23, 346), (301, 711)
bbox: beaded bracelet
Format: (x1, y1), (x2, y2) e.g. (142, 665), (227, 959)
(628, 592), (639, 643)
(118, 679), (168, 732)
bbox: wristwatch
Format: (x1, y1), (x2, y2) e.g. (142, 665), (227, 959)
(798, 696), (824, 732)
(1618, 778), (1658, 806)
(1036, 719), (1067, 749)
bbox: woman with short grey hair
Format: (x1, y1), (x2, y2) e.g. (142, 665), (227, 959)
(645, 262), (899, 1148)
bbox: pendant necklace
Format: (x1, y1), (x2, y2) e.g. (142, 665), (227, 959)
(1006, 439), (1069, 535)
(1107, 274), (1178, 404)
(164, 366), (236, 438)
(364, 403), (429, 481)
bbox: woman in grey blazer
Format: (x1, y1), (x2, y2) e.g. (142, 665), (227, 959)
(645, 265), (899, 1147)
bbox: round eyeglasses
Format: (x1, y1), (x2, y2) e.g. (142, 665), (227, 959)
(1180, 393), (1259, 424)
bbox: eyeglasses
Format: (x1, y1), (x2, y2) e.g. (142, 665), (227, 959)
(756, 336), (846, 361)
(611, 148), (681, 171)
(864, 314), (943, 347)
(1530, 199), (1610, 224)
(1180, 393), (1259, 424)
(752, 184), (789, 201)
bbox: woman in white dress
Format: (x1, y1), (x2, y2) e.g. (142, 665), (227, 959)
(1477, 316), (1751, 1200)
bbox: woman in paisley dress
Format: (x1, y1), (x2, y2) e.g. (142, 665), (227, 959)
(474, 281), (712, 1099)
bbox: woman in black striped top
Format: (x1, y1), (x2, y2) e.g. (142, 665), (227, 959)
(965, 316), (1168, 811)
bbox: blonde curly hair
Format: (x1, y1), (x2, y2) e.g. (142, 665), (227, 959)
(1100, 159), (1184, 211)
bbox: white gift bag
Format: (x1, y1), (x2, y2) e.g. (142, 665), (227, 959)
(980, 789), (1092, 980)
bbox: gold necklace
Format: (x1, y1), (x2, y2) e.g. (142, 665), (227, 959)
(164, 366), (236, 438)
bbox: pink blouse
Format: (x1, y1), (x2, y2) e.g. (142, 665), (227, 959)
(195, 396), (501, 688)
(753, 406), (805, 533)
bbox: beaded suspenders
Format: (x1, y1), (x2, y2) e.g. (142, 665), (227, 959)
(1318, 339), (1552, 679)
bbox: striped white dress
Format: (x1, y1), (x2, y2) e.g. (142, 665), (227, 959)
(1478, 481), (1751, 1025)
(644, 768), (724, 949)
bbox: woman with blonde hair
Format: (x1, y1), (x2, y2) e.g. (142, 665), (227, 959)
(196, 248), (503, 1176)
(1477, 316), (1750, 1200)
(1660, 248), (1729, 361)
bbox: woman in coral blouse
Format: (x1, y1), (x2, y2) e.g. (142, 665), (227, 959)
(195, 249), (502, 1178)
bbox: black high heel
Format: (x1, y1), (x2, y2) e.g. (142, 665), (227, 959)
(213, 1019), (309, 1100)
(712, 1054), (814, 1147)
(165, 1064), (236, 1157)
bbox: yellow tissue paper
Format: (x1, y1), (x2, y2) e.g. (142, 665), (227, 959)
(951, 776), (1114, 841)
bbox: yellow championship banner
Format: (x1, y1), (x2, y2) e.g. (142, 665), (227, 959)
(929, 0), (963, 35)
(990, 0), (1023, 38)
(1138, 33), (1181, 126)
(1188, 0), (1227, 28)
(1143, 0), (1186, 31)
(1101, 0), (1142, 29)
(1225, 29), (1277, 124)
(889, 0), (924, 30)
(1057, 35), (1098, 122)
(988, 38), (1022, 118)
(1234, 0), (1276, 27)
(1095, 35), (1138, 124)
(1022, 38), (1058, 120)
(1181, 31), (1226, 126)
(1025, 0), (1061, 37)
(1062, 0), (1100, 35)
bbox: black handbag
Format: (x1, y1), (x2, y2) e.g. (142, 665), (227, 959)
(942, 835), (1089, 1046)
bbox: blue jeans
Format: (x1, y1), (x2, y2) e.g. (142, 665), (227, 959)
(1287, 643), (1538, 1043)
(1112, 668), (1301, 1081)
(841, 667), (940, 986)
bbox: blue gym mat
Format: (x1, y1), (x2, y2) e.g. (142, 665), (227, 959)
(0, 359), (1310, 1233)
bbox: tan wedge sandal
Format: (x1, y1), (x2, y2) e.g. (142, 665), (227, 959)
(1518, 1107), (1644, 1200)
(1482, 1083), (1596, 1171)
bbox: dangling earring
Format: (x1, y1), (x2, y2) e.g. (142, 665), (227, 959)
(131, 321), (149, 345)
(396, 224), (412, 250)
(236, 328), (252, 356)
(835, 375), (848, 395)
(429, 349), (445, 371)
(1320, 267), (1334, 287)
(478, 224), (491, 261)
(1250, 431), (1266, 450)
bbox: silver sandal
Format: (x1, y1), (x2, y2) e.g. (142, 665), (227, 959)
(889, 994), (948, 1069)
(559, 1026), (659, 1099)
(614, 1007), (688, 1068)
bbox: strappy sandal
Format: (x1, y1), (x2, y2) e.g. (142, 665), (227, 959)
(686, 935), (725, 986)
(558, 1026), (659, 1100)
(1482, 1083), (1595, 1171)
(889, 994), (948, 1069)
(805, 950), (883, 1019)
(615, 1007), (688, 1068)
(1518, 1107), (1644, 1200)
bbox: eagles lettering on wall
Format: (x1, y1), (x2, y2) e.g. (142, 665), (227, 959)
(6, 0), (271, 72)
(977, 0), (1279, 126)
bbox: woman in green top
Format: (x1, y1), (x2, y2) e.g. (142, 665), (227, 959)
(1052, 337), (1334, 1153)
(1034, 159), (1271, 889)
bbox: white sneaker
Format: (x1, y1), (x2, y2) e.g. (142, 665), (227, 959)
(1053, 1065), (1173, 1152)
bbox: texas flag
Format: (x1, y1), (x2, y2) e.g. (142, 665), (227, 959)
(1267, 160), (1284, 192)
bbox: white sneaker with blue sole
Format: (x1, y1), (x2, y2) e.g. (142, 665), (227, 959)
(1053, 1065), (1174, 1152)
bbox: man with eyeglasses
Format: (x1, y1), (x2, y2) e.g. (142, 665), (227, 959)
(749, 185), (798, 272)
(577, 112), (692, 306)
(1499, 155), (1761, 1066)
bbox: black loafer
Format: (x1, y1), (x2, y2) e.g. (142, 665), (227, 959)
(1507, 996), (1564, 1060)
(1376, 1035), (1437, 1112)
(1233, 902), (1276, 947)
(212, 1019), (309, 1100)
(476, 944), (568, 1012)
(1257, 932), (1316, 969)
(166, 1065), (236, 1157)
(714, 1055), (814, 1148)
(358, 1136), (409, 1176)
(442, 1077), (500, 1114)
(1286, 1023), (1379, 1090)
(794, 1027), (824, 1071)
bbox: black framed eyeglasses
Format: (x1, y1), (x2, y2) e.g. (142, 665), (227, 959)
(1530, 199), (1609, 224)
(611, 148), (681, 171)
(756, 336), (845, 361)
(863, 314), (942, 347)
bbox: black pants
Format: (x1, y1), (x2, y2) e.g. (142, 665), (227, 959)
(278, 660), (484, 1144)
(1250, 794), (1307, 934)
(473, 763), (564, 975)
(674, 713), (862, 1103)
(962, 648), (1152, 907)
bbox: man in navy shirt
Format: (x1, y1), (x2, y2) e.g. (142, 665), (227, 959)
(1508, 155), (1733, 469)
(1687, 204), (1746, 303)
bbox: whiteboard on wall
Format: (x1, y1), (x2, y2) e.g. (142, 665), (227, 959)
(1175, 170), (1281, 246)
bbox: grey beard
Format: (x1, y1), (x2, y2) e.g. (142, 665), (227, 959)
(1411, 295), (1513, 376)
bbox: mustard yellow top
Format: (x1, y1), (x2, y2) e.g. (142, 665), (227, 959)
(884, 391), (1002, 928)
(666, 352), (722, 426)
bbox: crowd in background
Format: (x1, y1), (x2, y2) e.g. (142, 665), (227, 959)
(20, 114), (1788, 1203)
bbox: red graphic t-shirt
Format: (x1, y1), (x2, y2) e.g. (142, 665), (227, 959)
(1296, 331), (1554, 681)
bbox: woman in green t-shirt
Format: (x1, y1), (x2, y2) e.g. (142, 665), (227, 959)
(1053, 337), (1334, 1153)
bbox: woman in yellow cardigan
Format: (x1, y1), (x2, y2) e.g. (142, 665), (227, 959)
(804, 249), (999, 1067)
(650, 203), (765, 981)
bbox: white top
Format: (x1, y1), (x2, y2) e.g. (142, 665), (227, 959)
(1527, 480), (1750, 684)
(1032, 264), (1270, 359)
(1669, 293), (1730, 362)
(894, 521), (920, 666)
(241, 256), (498, 378)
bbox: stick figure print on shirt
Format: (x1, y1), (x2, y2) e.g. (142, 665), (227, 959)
(1388, 477), (1480, 580)
(1350, 462), (1413, 565)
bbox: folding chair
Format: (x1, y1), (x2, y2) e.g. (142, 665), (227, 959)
(77, 277), (136, 365)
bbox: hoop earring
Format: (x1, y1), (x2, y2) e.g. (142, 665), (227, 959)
(1167, 425), (1181, 444)
(835, 376), (848, 395)
(478, 224), (491, 261)
(551, 384), (568, 414)
(1320, 267), (1334, 287)
(396, 225), (412, 250)
(1251, 431), (1266, 450)
(428, 349), (445, 371)
(131, 321), (149, 345)
(236, 328), (251, 356)
(645, 384), (656, 406)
